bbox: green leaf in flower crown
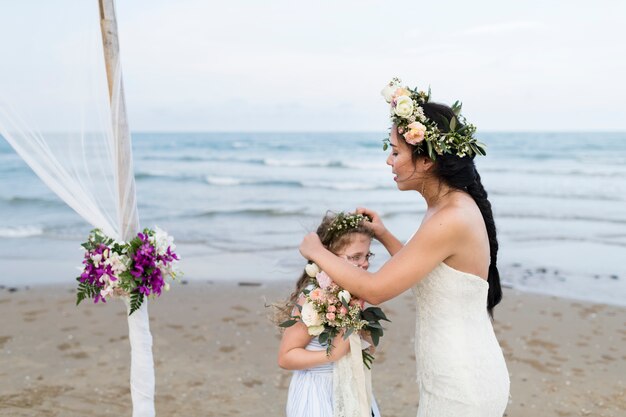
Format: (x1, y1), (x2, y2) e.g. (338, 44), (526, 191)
(450, 116), (457, 132)
(426, 140), (435, 159)
(451, 100), (463, 116)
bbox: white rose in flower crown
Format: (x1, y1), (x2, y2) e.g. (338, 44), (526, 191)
(338, 290), (351, 304)
(301, 301), (323, 328)
(394, 95), (414, 118)
(305, 263), (321, 278)
(381, 81), (402, 103)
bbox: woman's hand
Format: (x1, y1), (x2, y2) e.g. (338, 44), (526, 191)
(299, 232), (324, 261)
(356, 207), (387, 239)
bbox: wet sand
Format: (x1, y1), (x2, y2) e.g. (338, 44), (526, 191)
(0, 282), (624, 416)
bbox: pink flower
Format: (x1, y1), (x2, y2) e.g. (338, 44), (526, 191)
(339, 306), (348, 315)
(310, 288), (323, 301)
(316, 271), (333, 289)
(350, 298), (366, 309)
(327, 305), (337, 313)
(326, 312), (336, 321)
(403, 121), (426, 145)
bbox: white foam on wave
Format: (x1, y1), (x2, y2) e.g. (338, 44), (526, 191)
(205, 176), (243, 186)
(0, 225), (44, 238)
(301, 181), (382, 191)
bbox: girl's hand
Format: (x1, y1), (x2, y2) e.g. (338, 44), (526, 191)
(327, 331), (351, 362)
(299, 232), (324, 261)
(356, 207), (387, 239)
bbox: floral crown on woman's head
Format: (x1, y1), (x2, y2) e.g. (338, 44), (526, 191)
(381, 77), (486, 159)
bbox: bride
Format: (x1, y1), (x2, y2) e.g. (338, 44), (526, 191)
(299, 79), (510, 416)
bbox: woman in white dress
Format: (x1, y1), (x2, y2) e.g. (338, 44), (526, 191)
(278, 212), (382, 417)
(299, 80), (510, 417)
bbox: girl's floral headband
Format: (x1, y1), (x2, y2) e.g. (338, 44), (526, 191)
(381, 78), (486, 159)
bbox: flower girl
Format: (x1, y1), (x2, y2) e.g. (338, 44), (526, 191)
(277, 212), (382, 417)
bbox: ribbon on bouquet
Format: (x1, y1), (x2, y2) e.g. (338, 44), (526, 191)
(332, 333), (373, 417)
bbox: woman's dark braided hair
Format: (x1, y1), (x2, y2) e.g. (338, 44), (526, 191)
(409, 102), (502, 317)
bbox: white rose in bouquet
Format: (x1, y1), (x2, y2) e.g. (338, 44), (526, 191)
(338, 290), (351, 304)
(304, 263), (321, 278)
(301, 301), (323, 328)
(307, 325), (325, 336)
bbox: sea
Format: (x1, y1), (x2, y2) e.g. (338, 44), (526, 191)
(1, 132), (625, 306)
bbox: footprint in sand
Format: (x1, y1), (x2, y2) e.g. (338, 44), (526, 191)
(60, 326), (78, 332)
(66, 351), (89, 359)
(231, 305), (250, 313)
(242, 378), (263, 388)
(0, 336), (11, 348)
(219, 345), (236, 353)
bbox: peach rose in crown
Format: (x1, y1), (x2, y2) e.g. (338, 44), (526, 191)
(393, 87), (410, 100)
(403, 121), (426, 145)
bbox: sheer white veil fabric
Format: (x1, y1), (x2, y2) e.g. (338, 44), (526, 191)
(0, 2), (154, 416)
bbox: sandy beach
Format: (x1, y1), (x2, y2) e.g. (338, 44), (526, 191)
(0, 281), (624, 417)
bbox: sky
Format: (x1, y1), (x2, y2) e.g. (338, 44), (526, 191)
(1, 0), (625, 132)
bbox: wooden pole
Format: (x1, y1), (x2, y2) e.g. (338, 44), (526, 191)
(98, 2), (154, 417)
(99, 0), (138, 241)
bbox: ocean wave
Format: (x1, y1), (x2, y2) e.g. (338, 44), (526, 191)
(205, 176), (302, 187)
(482, 166), (626, 178)
(1, 196), (64, 207)
(194, 208), (306, 218)
(205, 176), (386, 190)
(490, 190), (623, 202)
(0, 225), (44, 238)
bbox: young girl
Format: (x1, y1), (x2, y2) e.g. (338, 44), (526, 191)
(277, 212), (382, 417)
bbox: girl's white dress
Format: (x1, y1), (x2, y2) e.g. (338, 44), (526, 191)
(412, 262), (510, 416)
(286, 336), (381, 417)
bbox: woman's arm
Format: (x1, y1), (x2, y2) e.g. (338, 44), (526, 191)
(301, 207), (465, 305)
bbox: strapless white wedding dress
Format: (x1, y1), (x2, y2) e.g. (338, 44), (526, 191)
(412, 262), (510, 417)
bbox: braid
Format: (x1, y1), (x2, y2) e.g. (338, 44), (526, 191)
(466, 169), (502, 317)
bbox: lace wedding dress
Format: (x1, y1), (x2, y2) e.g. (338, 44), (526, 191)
(412, 262), (510, 416)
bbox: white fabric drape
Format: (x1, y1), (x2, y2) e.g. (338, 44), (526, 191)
(0, 2), (154, 416)
(333, 333), (373, 417)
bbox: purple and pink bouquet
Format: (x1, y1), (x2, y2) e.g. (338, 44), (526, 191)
(281, 262), (389, 367)
(76, 227), (181, 315)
